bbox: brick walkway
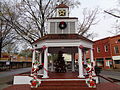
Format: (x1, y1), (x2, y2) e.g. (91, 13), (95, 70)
(97, 82), (120, 90)
(3, 82), (120, 90)
(3, 72), (120, 90)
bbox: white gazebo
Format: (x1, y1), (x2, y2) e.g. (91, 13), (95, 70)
(32, 34), (95, 78)
(13, 3), (98, 87)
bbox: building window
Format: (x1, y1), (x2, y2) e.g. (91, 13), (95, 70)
(104, 45), (108, 52)
(118, 39), (120, 43)
(106, 61), (109, 66)
(114, 60), (120, 64)
(97, 47), (100, 53)
(114, 46), (119, 54)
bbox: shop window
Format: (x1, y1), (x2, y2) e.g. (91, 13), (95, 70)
(104, 45), (108, 52)
(114, 60), (120, 64)
(106, 61), (109, 66)
(114, 46), (119, 54)
(97, 47), (100, 53)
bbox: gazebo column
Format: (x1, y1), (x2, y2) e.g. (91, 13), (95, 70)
(51, 54), (54, 72)
(72, 53), (75, 72)
(83, 51), (87, 64)
(78, 47), (84, 78)
(39, 52), (42, 64)
(42, 47), (49, 78)
(32, 49), (36, 65)
(83, 50), (87, 76)
(31, 49), (36, 75)
(90, 48), (96, 76)
(38, 52), (43, 75)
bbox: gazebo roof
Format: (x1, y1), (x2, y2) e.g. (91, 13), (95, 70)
(56, 3), (69, 8)
(33, 34), (93, 44)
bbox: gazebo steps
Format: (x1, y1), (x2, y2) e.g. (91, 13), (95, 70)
(31, 80), (96, 90)
(32, 86), (96, 90)
(41, 80), (87, 86)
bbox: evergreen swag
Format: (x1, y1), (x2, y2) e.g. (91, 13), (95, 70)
(54, 51), (66, 73)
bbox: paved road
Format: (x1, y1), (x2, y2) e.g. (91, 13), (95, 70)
(0, 67), (31, 78)
(100, 70), (120, 81)
(0, 67), (31, 90)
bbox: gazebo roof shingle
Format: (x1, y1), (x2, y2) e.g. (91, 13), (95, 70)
(56, 4), (69, 8)
(33, 34), (93, 44)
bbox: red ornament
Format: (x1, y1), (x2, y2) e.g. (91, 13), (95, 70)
(31, 81), (37, 86)
(32, 49), (36, 52)
(86, 67), (90, 71)
(90, 80), (95, 87)
(82, 61), (84, 64)
(42, 45), (47, 50)
(79, 45), (84, 49)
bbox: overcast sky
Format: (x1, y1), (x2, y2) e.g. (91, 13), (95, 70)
(70, 0), (119, 41)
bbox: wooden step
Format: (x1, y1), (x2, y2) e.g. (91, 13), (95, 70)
(32, 86), (96, 90)
(31, 80), (96, 90)
(41, 80), (86, 86)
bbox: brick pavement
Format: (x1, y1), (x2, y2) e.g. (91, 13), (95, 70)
(97, 82), (120, 90)
(3, 82), (120, 90)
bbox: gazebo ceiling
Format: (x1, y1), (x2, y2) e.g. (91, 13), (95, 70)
(48, 47), (78, 54)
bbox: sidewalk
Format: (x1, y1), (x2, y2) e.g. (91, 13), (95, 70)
(0, 67), (31, 90)
(99, 69), (120, 85)
(0, 67), (31, 78)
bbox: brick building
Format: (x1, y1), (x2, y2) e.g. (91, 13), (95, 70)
(93, 35), (120, 69)
(0, 52), (32, 70)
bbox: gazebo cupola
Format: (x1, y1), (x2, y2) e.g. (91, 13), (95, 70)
(47, 3), (78, 34)
(56, 3), (69, 17)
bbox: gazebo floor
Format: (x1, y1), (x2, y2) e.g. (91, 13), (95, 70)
(45, 71), (80, 79)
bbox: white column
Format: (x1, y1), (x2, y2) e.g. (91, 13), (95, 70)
(39, 52), (42, 64)
(42, 47), (49, 78)
(32, 49), (36, 65)
(72, 53), (75, 72)
(90, 48), (96, 76)
(78, 47), (84, 78)
(38, 52), (43, 75)
(31, 49), (36, 75)
(83, 50), (87, 76)
(51, 55), (54, 72)
(83, 51), (87, 64)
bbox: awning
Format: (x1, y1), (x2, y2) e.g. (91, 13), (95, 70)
(112, 56), (120, 60)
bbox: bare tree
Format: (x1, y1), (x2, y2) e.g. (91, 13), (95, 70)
(104, 10), (120, 18)
(78, 8), (99, 38)
(104, 0), (120, 35)
(0, 1), (20, 58)
(108, 20), (120, 35)
(0, 0), (80, 46)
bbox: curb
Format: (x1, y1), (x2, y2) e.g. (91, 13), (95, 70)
(98, 75), (114, 83)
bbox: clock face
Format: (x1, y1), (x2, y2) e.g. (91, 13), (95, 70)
(59, 21), (67, 29)
(58, 9), (66, 16)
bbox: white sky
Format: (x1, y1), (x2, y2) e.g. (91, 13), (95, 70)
(70, 0), (119, 41)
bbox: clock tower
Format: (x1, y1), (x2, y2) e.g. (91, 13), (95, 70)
(47, 3), (78, 34)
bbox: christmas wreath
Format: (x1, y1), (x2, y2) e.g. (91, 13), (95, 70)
(59, 21), (67, 29)
(30, 76), (41, 88)
(87, 79), (96, 88)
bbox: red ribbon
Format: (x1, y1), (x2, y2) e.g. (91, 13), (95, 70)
(79, 45), (84, 49)
(42, 45), (47, 50)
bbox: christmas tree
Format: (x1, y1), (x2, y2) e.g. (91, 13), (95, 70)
(54, 51), (66, 73)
